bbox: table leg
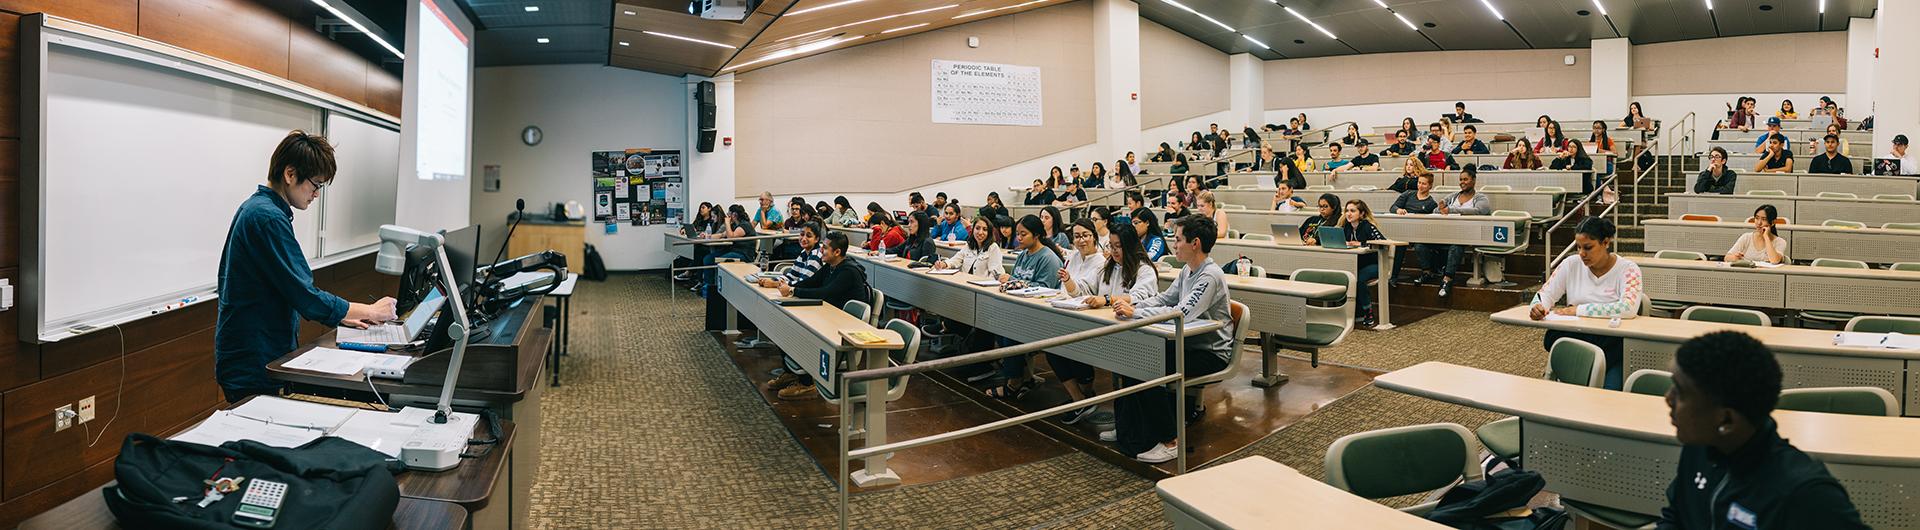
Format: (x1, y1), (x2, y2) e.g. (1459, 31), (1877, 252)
(1375, 244), (1397, 330)
(1252, 332), (1288, 387)
(560, 297), (571, 357)
(849, 347), (900, 487)
(549, 300), (560, 387)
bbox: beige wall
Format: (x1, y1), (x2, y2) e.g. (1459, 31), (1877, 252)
(735, 1), (1095, 197)
(1140, 18), (1228, 128)
(1263, 48), (1590, 109)
(1632, 32), (1846, 96)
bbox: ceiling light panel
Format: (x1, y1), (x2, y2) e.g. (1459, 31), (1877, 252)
(1242, 34), (1270, 49)
(788, 0), (866, 16)
(310, 0), (403, 59)
(1283, 6), (1337, 39)
(782, 3), (958, 42)
(1161, 0), (1234, 33)
(644, 30), (739, 49)
(1479, 0), (1504, 20)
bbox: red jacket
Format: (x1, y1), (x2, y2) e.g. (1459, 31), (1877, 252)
(867, 226), (905, 251)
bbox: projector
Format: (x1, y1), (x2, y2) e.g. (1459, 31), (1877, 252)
(697, 0), (758, 21)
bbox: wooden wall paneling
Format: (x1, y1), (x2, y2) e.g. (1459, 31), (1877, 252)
(0, 138), (20, 268)
(137, 0), (292, 78)
(0, 268), (36, 392)
(0, 455), (114, 528)
(125, 327), (220, 439)
(366, 65), (401, 117)
(0, 1), (137, 34)
(36, 302), (214, 378)
(1, 355), (137, 499)
(289, 25), (367, 106)
(0, 12), (19, 141)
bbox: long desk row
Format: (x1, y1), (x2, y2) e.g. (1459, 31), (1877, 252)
(1220, 208), (1524, 248)
(1682, 170), (1918, 198)
(1211, 187), (1561, 219)
(1665, 192), (1920, 227)
(1642, 219), (1920, 265)
(1631, 255), (1920, 318)
(1376, 360), (1920, 528)
(1707, 153), (1871, 175)
(1717, 127), (1874, 144)
(713, 261), (908, 486)
(1225, 169), (1588, 193)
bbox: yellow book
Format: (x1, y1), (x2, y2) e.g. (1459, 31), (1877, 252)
(845, 330), (887, 344)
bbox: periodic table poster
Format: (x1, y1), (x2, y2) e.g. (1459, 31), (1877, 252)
(931, 60), (1042, 127)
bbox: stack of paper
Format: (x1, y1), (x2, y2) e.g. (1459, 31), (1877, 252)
(1009, 286), (1060, 298)
(967, 279), (1002, 287)
(1834, 332), (1920, 350)
(169, 397), (436, 458)
(924, 268), (960, 275)
(1049, 297), (1091, 310)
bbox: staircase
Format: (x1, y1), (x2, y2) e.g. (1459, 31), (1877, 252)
(1615, 154), (1701, 255)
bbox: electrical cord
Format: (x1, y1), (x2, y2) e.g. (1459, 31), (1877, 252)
(362, 373), (390, 410)
(82, 323), (128, 448)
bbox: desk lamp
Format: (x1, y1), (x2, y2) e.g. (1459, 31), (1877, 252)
(376, 224), (476, 470)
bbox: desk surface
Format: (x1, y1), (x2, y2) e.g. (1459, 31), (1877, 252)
(1642, 218), (1920, 237)
(719, 261), (906, 349)
(1210, 237), (1373, 256)
(1374, 361), (1920, 467)
(267, 301), (553, 404)
(21, 488), (469, 530)
(851, 251), (1225, 339)
(1489, 305), (1920, 360)
(1158, 265), (1345, 299)
(1155, 456), (1449, 529)
(397, 419), (518, 507)
(1629, 256), (1920, 281)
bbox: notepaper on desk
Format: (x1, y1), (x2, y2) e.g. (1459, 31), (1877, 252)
(924, 268), (960, 275)
(1834, 331), (1920, 350)
(967, 279), (1002, 287)
(170, 411), (325, 449)
(1542, 314), (1581, 322)
(284, 347), (376, 376)
(1049, 297), (1091, 310)
(1008, 286), (1061, 297)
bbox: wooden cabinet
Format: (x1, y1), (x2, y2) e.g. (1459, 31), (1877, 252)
(507, 223), (586, 262)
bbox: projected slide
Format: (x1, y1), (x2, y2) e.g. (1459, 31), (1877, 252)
(415, 0), (469, 181)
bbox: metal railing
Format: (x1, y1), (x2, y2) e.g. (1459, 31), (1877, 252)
(1627, 137), (1664, 227)
(1301, 121), (1352, 148)
(1543, 155), (1638, 272)
(833, 311), (1195, 529)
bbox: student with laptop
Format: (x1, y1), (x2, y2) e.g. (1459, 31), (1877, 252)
(1298, 193), (1340, 246)
(1528, 217), (1640, 389)
(1108, 214), (1233, 463)
(1808, 134), (1855, 175)
(1883, 134), (1916, 176)
(216, 131), (398, 403)
(1446, 102), (1476, 124)
(1336, 200), (1387, 327)
(1660, 331), (1868, 528)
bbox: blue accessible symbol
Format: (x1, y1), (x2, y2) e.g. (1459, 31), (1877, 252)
(1494, 226), (1510, 244)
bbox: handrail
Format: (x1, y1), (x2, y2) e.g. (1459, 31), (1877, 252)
(1304, 121), (1353, 148)
(1542, 163), (1632, 271)
(834, 310), (1195, 529)
(1627, 138), (1662, 229)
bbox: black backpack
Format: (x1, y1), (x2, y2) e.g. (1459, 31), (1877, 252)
(582, 243), (609, 281)
(1426, 468), (1570, 530)
(105, 433), (401, 530)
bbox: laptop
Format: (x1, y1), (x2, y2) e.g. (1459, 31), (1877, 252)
(1808, 115), (1834, 132)
(1315, 226), (1351, 249)
(1875, 158), (1902, 176)
(338, 288), (446, 346)
(1269, 223), (1304, 245)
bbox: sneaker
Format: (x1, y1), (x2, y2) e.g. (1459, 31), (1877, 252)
(735, 336), (772, 349)
(1135, 443), (1178, 463)
(1437, 279), (1453, 298)
(777, 382), (819, 401)
(763, 371), (800, 391)
(1098, 430), (1117, 442)
(672, 271), (692, 281)
(1058, 404), (1099, 425)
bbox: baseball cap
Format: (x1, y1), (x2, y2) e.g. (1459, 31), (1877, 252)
(1356, 139), (1371, 146)
(1766, 117), (1781, 126)
(1896, 135), (1910, 146)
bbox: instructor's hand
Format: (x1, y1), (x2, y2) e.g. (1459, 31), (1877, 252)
(343, 297), (399, 328)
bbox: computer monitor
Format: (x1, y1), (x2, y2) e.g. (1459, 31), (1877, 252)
(440, 224), (481, 305)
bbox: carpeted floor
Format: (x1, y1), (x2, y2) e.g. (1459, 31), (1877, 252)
(529, 274), (1550, 528)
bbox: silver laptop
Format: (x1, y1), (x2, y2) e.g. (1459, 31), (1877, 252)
(1269, 223), (1304, 245)
(337, 288), (446, 345)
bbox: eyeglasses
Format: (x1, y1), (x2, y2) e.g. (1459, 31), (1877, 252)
(307, 179), (331, 192)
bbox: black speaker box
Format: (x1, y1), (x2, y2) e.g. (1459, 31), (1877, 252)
(698, 103), (716, 130)
(697, 130), (716, 153)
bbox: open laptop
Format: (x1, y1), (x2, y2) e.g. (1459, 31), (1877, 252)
(1875, 158), (1902, 176)
(1269, 223), (1304, 245)
(337, 288), (446, 346)
(1315, 226), (1351, 249)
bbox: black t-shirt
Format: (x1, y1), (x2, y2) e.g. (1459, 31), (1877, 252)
(1761, 149), (1794, 170)
(1809, 153), (1853, 174)
(1349, 153), (1380, 169)
(1450, 140), (1490, 154)
(1385, 141), (1416, 156)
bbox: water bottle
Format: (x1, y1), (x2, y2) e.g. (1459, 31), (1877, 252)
(1237, 256), (1251, 277)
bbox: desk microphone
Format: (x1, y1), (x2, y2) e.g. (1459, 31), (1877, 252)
(489, 199), (526, 274)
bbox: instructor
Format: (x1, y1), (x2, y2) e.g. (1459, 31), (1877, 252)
(215, 131), (397, 403)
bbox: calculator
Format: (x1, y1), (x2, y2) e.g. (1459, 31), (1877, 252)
(231, 479), (287, 528)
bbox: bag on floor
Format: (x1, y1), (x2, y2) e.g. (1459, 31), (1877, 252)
(104, 433), (402, 530)
(1426, 468), (1568, 529)
(582, 243), (609, 281)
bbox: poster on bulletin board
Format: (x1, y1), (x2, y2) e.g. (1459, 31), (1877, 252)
(591, 148), (684, 226)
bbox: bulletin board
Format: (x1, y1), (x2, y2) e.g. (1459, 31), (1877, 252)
(591, 149), (686, 227)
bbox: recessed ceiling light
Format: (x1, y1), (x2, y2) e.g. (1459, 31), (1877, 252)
(1757, 4), (1772, 10)
(1704, 0), (1713, 10)
(622, 9), (636, 15)
(309, 0), (402, 59)
(1423, 22), (1436, 28)
(1371, 0), (1388, 7)
(784, 4), (959, 42)
(1576, 9), (1590, 16)
(882, 22), (930, 34)
(951, 0), (1052, 20)
(643, 30), (739, 49)
(1479, 0), (1504, 20)
(1819, 0), (1825, 13)
(728, 35), (866, 71)
(524, 5), (539, 12)
(618, 41), (630, 46)
(789, 0), (866, 16)
(1242, 34), (1270, 49)
(536, 37), (550, 43)
(1161, 0), (1233, 32)
(1589, 0), (1608, 16)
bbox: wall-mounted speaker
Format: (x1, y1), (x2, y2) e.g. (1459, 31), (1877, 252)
(698, 103), (716, 130)
(697, 130), (716, 153)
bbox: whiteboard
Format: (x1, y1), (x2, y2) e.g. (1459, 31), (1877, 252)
(321, 113), (399, 255)
(930, 59), (1042, 126)
(24, 27), (399, 343)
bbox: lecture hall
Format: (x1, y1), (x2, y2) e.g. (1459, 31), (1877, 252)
(5, 0), (1918, 528)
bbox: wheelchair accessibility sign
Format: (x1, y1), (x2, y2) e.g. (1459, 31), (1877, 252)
(1494, 226), (1510, 244)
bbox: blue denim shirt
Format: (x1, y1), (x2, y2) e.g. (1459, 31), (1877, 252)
(215, 186), (348, 398)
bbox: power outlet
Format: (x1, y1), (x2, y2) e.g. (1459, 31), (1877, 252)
(54, 404), (75, 432)
(78, 396), (96, 423)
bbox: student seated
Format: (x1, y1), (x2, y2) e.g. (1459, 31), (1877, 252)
(744, 221), (824, 361)
(888, 211), (938, 262)
(828, 196), (862, 226)
(908, 192), (933, 221)
(1503, 141), (1544, 170)
(1536, 121), (1569, 154)
(1194, 191), (1230, 240)
(1450, 124), (1490, 154)
(1432, 167), (1491, 297)
(1726, 205), (1788, 265)
(1383, 131), (1417, 157)
(1752, 117), (1786, 153)
(986, 215), (1065, 399)
(1339, 123), (1363, 146)
(1085, 162), (1108, 189)
(1108, 214), (1233, 463)
(1660, 331), (1868, 529)
(1428, 122), (1454, 152)
(1024, 179), (1055, 206)
(1340, 200), (1388, 327)
(1805, 123), (1851, 157)
(1271, 180), (1307, 212)
(934, 215), (1005, 275)
(1446, 101), (1476, 124)
(930, 203), (970, 242)
(1386, 157), (1430, 193)
(752, 192), (784, 231)
(1391, 172), (1440, 285)
(1039, 206), (1070, 249)
(1775, 98), (1798, 120)
(1323, 143), (1349, 171)
(864, 207), (905, 251)
(1343, 140), (1381, 172)
(1550, 139), (1596, 193)
(1696, 147), (1738, 194)
(765, 231), (871, 400)
(1131, 207), (1168, 262)
(698, 205), (757, 296)
(1298, 193), (1340, 246)
(1622, 101), (1653, 130)
(1052, 178), (1088, 206)
(1754, 134), (1794, 173)
(1807, 134), (1854, 174)
(1150, 142), (1176, 162)
(1528, 217), (1640, 389)
(1418, 134), (1458, 170)
(979, 192), (1010, 221)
